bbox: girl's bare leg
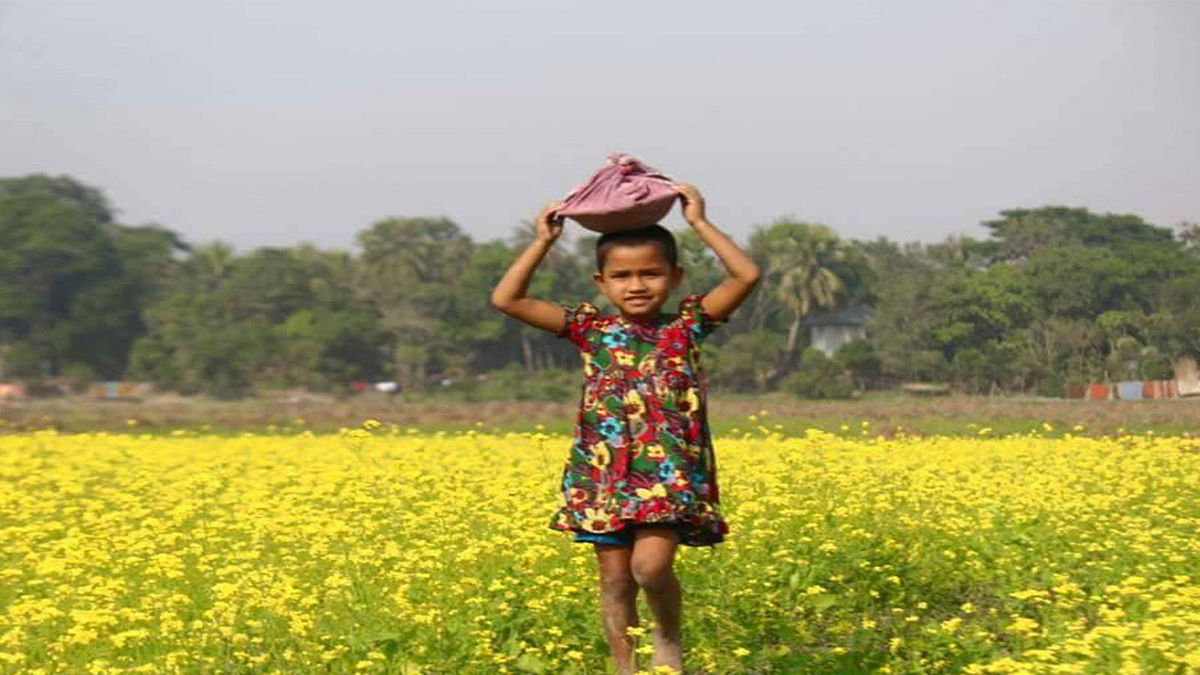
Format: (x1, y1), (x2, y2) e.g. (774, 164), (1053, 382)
(594, 543), (639, 675)
(631, 527), (683, 672)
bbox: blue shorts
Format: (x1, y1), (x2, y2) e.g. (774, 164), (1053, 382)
(574, 522), (684, 547)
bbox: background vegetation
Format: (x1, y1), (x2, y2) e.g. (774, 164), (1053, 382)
(2, 174), (1198, 399)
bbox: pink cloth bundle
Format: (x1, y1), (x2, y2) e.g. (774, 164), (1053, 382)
(556, 154), (679, 233)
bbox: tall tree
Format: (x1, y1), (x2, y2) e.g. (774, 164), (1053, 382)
(751, 220), (847, 360)
(0, 174), (154, 378)
(58, 224), (186, 378)
(863, 242), (947, 382)
(358, 217), (473, 389)
(1177, 221), (1200, 257)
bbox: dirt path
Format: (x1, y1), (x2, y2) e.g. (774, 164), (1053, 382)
(3, 392), (1198, 435)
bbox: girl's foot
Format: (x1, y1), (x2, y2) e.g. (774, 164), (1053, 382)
(651, 635), (683, 672)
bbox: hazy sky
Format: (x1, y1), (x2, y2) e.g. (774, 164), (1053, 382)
(2, 0), (1197, 250)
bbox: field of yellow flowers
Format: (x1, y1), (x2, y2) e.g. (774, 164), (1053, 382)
(2, 422), (1199, 674)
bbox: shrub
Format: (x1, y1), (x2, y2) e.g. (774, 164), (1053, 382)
(1140, 349), (1174, 380)
(834, 339), (881, 386)
(707, 332), (786, 393)
(783, 347), (855, 399)
(457, 365), (575, 402)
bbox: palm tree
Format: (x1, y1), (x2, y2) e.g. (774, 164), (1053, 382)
(759, 221), (846, 359)
(187, 241), (235, 291)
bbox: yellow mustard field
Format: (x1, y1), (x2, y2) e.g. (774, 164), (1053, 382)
(2, 425), (1199, 674)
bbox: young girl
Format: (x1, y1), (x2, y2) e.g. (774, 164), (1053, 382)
(490, 183), (760, 674)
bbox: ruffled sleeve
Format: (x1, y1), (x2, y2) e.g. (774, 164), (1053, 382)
(557, 301), (599, 351)
(678, 293), (726, 343)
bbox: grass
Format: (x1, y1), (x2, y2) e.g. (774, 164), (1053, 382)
(2, 390), (1198, 437)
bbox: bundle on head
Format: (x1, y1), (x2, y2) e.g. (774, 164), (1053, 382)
(556, 154), (679, 233)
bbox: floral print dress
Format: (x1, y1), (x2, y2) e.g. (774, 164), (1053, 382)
(550, 293), (729, 546)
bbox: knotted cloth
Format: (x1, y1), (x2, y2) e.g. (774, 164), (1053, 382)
(556, 154), (679, 233)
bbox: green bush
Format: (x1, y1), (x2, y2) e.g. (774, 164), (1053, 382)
(1, 341), (45, 378)
(1035, 374), (1066, 398)
(834, 339), (881, 385)
(455, 365), (576, 401)
(783, 347), (855, 399)
(1140, 350), (1174, 380)
(707, 332), (786, 393)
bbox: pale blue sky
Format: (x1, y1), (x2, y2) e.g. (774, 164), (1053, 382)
(2, 0), (1197, 249)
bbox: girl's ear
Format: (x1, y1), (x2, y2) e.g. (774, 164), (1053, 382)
(670, 265), (685, 288)
(592, 270), (604, 287)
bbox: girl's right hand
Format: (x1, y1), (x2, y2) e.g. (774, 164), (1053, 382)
(536, 201), (565, 244)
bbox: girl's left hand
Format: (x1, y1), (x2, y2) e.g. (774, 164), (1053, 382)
(535, 201), (566, 243)
(674, 182), (708, 226)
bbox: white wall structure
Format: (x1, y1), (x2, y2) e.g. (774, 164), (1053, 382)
(802, 306), (874, 357)
(811, 324), (867, 357)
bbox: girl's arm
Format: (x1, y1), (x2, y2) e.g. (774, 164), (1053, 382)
(675, 183), (761, 321)
(490, 202), (568, 334)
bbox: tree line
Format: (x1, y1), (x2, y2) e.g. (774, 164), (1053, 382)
(1, 174), (1197, 398)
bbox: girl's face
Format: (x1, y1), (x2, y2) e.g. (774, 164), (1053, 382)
(592, 242), (683, 318)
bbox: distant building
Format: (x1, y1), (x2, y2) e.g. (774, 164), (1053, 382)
(1178, 355), (1200, 397)
(803, 305), (874, 357)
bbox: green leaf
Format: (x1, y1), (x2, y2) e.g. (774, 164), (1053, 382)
(514, 653), (547, 673)
(810, 593), (838, 609)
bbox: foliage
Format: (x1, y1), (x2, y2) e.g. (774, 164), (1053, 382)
(782, 347), (855, 400)
(750, 220), (850, 361)
(446, 365), (577, 402)
(128, 244), (388, 397)
(0, 175), (183, 378)
(833, 339), (881, 387)
(707, 332), (786, 393)
(4, 175), (1199, 397)
(860, 207), (1199, 392)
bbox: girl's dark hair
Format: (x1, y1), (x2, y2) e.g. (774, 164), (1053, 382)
(595, 224), (678, 271)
